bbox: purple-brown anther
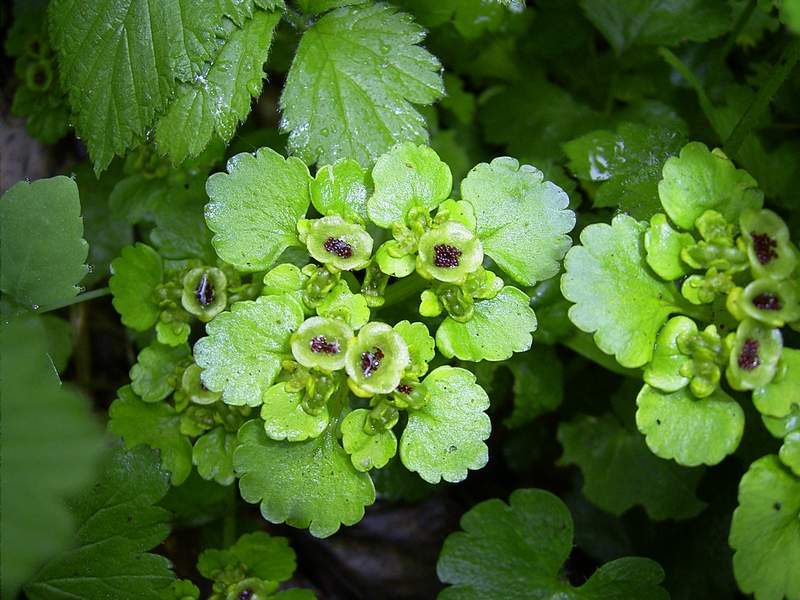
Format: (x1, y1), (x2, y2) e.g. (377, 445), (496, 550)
(434, 244), (462, 268)
(360, 347), (384, 377)
(397, 383), (413, 394)
(752, 292), (782, 311)
(751, 232), (778, 265)
(324, 237), (353, 258)
(310, 335), (340, 354)
(239, 589), (253, 600)
(738, 338), (760, 371)
(195, 273), (214, 306)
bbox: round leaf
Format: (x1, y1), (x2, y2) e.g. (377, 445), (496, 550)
(341, 409), (397, 472)
(109, 243), (163, 331)
(192, 427), (236, 486)
(310, 159), (370, 224)
(261, 382), (329, 442)
(753, 348), (800, 418)
(130, 342), (190, 403)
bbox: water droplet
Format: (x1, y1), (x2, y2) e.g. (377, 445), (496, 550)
(31, 304), (40, 311)
(320, 127), (330, 137)
(77, 286), (86, 293)
(86, 264), (95, 273)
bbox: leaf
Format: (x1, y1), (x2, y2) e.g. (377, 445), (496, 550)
(558, 413), (706, 520)
(730, 455), (800, 600)
(436, 286), (537, 362)
(753, 348), (800, 418)
(49, 0), (224, 171)
(297, 0), (368, 14)
(155, 11), (281, 164)
(341, 409), (397, 471)
(25, 445), (176, 600)
(194, 295), (305, 406)
(193, 426), (237, 485)
(205, 147), (311, 271)
(394, 320), (435, 378)
(1, 176), (88, 309)
(280, 3), (444, 167)
(316, 280), (371, 330)
(366, 143), (452, 227)
(504, 346), (564, 428)
(109, 386), (193, 484)
(130, 342), (191, 402)
(1, 318), (104, 598)
(400, 366), (490, 484)
(562, 214), (684, 368)
(658, 142), (763, 230)
(643, 213), (694, 281)
(261, 382), (330, 442)
(437, 488), (669, 599)
(197, 531), (296, 583)
(635, 384), (744, 467)
(579, 0), (732, 54)
(235, 419), (376, 537)
(149, 184), (215, 262)
(310, 159), (371, 224)
(461, 157), (575, 286)
(110, 243), (164, 330)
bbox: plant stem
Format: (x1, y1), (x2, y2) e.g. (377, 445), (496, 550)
(37, 286), (111, 313)
(381, 273), (426, 307)
(724, 38), (800, 159)
(720, 0), (756, 60)
(223, 486), (237, 548)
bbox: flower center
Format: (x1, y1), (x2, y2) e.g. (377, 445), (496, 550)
(752, 292), (782, 311)
(738, 338), (760, 371)
(360, 347), (384, 377)
(397, 383), (413, 394)
(239, 589), (253, 600)
(310, 335), (340, 354)
(195, 273), (215, 306)
(324, 237), (353, 258)
(434, 244), (462, 268)
(751, 232), (778, 264)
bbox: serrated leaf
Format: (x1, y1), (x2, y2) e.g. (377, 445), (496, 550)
(1, 176), (88, 309)
(730, 455), (800, 600)
(197, 531), (296, 582)
(461, 157), (575, 286)
(235, 419), (376, 537)
(752, 347), (800, 418)
(437, 488), (669, 599)
(635, 384), (744, 467)
(205, 147), (311, 271)
(110, 243), (164, 330)
(25, 445), (176, 600)
(192, 426), (237, 485)
(562, 214), (684, 368)
(436, 286), (537, 362)
(280, 3), (444, 167)
(261, 382), (330, 442)
(297, 0), (368, 14)
(109, 386), (193, 484)
(400, 367), (490, 484)
(131, 342), (191, 403)
(559, 413), (706, 520)
(194, 295), (305, 406)
(155, 11), (281, 164)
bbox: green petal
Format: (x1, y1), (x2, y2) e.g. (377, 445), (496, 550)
(753, 348), (800, 418)
(416, 221), (484, 283)
(739, 278), (800, 327)
(740, 208), (798, 280)
(341, 409), (397, 472)
(394, 320), (435, 379)
(644, 213), (694, 280)
(110, 243), (163, 331)
(310, 159), (370, 224)
(261, 382), (329, 442)
(130, 342), (191, 403)
(192, 427), (236, 486)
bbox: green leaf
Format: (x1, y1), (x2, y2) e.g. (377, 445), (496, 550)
(197, 531), (296, 582)
(562, 214), (684, 368)
(1, 176), (88, 309)
(367, 143), (452, 227)
(504, 346), (564, 428)
(25, 445), (176, 600)
(341, 409), (397, 471)
(635, 384), (744, 467)
(643, 213), (694, 281)
(1, 318), (104, 598)
(131, 342), (191, 403)
(110, 243), (164, 330)
(730, 455), (800, 600)
(753, 348), (800, 418)
(193, 426), (237, 485)
(394, 320), (435, 378)
(109, 386), (193, 484)
(261, 382), (330, 442)
(461, 157), (574, 286)
(155, 11), (281, 164)
(235, 419), (376, 537)
(149, 184), (215, 262)
(436, 286), (537, 362)
(205, 147), (311, 271)
(39, 314), (74, 374)
(558, 413), (706, 520)
(579, 0), (732, 54)
(316, 280), (371, 330)
(400, 366), (490, 484)
(297, 0), (368, 14)
(194, 295), (305, 406)
(280, 4), (444, 167)
(310, 159), (371, 224)
(437, 488), (669, 599)
(658, 142), (763, 230)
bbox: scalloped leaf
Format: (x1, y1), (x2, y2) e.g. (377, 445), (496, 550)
(110, 243), (163, 331)
(193, 427), (237, 486)
(394, 320), (435, 378)
(197, 531), (296, 584)
(130, 342), (191, 403)
(235, 419), (375, 537)
(194, 295), (305, 406)
(310, 159), (371, 224)
(205, 148), (311, 271)
(261, 382), (329, 442)
(400, 367), (490, 484)
(461, 157), (575, 286)
(316, 280), (371, 330)
(341, 409), (397, 472)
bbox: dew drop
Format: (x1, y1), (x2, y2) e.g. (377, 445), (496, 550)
(31, 304), (40, 311)
(320, 127), (330, 137)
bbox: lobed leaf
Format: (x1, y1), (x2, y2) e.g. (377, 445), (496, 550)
(110, 243), (163, 330)
(130, 342), (191, 403)
(193, 426), (237, 485)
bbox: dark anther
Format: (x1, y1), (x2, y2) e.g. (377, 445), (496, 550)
(195, 273), (215, 306)
(751, 232), (779, 264)
(310, 335), (340, 354)
(774, 502), (782, 511)
(738, 338), (761, 371)
(752, 292), (782, 311)
(324, 237), (353, 258)
(433, 244), (462, 268)
(239, 589), (254, 600)
(397, 383), (413, 394)
(360, 347), (384, 377)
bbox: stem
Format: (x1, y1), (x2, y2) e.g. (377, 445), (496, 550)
(720, 0), (756, 60)
(381, 273), (427, 307)
(37, 287), (111, 313)
(724, 38), (800, 159)
(223, 486), (237, 548)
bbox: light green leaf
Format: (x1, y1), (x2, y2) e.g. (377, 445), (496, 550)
(197, 531), (296, 583)
(193, 426), (237, 486)
(730, 455), (800, 600)
(558, 413), (706, 520)
(643, 316), (695, 392)
(753, 348), (800, 418)
(436, 287), (537, 362)
(280, 4), (444, 167)
(562, 214), (684, 368)
(25, 445), (176, 600)
(297, 0), (368, 14)
(781, 433), (800, 477)
(366, 143), (452, 227)
(400, 366), (490, 484)
(437, 488), (669, 599)
(261, 382), (329, 442)
(635, 384), (744, 467)
(157, 320), (192, 347)
(110, 243), (163, 331)
(155, 11), (281, 164)
(394, 320), (435, 378)
(341, 409), (397, 471)
(461, 157), (575, 286)
(658, 142), (763, 230)
(644, 213), (694, 280)
(131, 342), (191, 403)
(205, 147), (311, 271)
(310, 159), (371, 224)
(316, 280), (371, 330)
(109, 386), (193, 484)
(235, 419), (376, 537)
(1, 176), (88, 309)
